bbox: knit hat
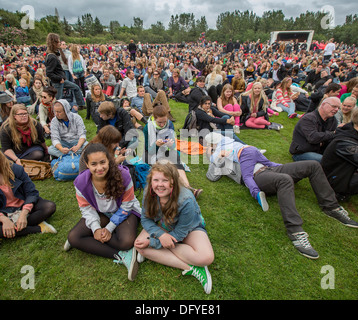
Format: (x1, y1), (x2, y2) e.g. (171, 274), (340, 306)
(0, 92), (14, 104)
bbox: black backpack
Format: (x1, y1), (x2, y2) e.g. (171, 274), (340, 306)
(182, 110), (198, 131)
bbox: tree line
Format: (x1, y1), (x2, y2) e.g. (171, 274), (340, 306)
(0, 8), (357, 46)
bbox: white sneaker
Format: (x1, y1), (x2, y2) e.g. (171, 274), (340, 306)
(63, 240), (72, 251)
(38, 221), (57, 234)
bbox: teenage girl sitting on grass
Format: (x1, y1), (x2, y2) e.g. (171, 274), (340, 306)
(134, 161), (214, 294)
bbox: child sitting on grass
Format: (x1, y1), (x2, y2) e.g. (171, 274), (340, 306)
(15, 78), (31, 106)
(134, 161), (214, 294)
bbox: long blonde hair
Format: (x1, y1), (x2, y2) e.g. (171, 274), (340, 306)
(0, 151), (15, 187)
(70, 44), (80, 62)
(241, 82), (268, 113)
(210, 65), (222, 82)
(144, 161), (182, 226)
(1, 104), (39, 151)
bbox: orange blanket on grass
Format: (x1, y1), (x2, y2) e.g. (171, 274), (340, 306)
(175, 139), (206, 155)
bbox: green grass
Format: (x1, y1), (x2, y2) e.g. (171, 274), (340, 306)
(1, 101), (357, 300)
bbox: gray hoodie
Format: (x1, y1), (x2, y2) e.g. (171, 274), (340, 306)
(50, 99), (87, 147)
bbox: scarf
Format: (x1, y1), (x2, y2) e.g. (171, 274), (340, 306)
(17, 126), (32, 147)
(41, 99), (55, 122)
(147, 116), (174, 164)
(32, 86), (43, 103)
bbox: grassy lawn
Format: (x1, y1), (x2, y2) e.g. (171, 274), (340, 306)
(0, 100), (357, 301)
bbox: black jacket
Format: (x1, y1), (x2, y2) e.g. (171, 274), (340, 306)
(187, 87), (208, 112)
(321, 122), (358, 194)
(195, 107), (228, 132)
(267, 65), (287, 81)
(289, 109), (337, 155)
(240, 95), (269, 125)
(45, 52), (66, 84)
(97, 106), (135, 148)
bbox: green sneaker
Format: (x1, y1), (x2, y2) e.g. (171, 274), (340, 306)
(113, 248), (139, 281)
(182, 265), (212, 294)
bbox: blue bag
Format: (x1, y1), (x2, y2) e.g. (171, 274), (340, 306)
(134, 163), (151, 190)
(51, 152), (80, 181)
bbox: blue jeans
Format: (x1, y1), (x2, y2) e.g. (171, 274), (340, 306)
(292, 152), (322, 163)
(48, 140), (88, 158)
(217, 115), (245, 144)
(278, 102), (296, 117)
(53, 80), (85, 107)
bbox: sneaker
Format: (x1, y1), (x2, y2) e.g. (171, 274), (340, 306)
(271, 122), (284, 129)
(256, 191), (269, 212)
(267, 123), (280, 131)
(233, 125), (240, 134)
(63, 239), (72, 251)
(259, 149), (267, 154)
(182, 265), (212, 294)
(289, 113), (297, 119)
(287, 231), (319, 259)
(113, 248), (139, 281)
(194, 189), (203, 199)
(323, 206), (358, 228)
(38, 221), (57, 234)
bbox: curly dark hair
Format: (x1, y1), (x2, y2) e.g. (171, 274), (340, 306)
(83, 143), (125, 199)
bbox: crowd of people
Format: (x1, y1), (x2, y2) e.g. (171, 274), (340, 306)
(1, 33), (358, 294)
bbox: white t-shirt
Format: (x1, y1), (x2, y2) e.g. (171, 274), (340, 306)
(324, 43), (335, 56)
(122, 77), (137, 99)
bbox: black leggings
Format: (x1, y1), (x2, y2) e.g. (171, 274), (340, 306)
(67, 213), (139, 259)
(0, 198), (56, 238)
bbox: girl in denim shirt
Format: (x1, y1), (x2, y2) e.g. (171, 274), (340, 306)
(134, 161), (214, 294)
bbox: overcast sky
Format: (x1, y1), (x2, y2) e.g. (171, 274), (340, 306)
(1, 0), (354, 29)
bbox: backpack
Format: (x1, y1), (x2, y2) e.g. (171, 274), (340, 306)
(72, 59), (83, 74)
(125, 160), (151, 193)
(181, 110), (198, 137)
(51, 153), (80, 181)
(134, 163), (151, 191)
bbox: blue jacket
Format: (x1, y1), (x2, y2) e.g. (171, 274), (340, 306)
(141, 187), (205, 249)
(0, 164), (39, 214)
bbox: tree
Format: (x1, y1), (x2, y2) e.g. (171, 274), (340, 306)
(93, 17), (103, 34)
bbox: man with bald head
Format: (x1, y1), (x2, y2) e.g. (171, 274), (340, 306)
(289, 97), (340, 162)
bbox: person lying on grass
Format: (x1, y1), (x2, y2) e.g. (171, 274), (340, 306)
(134, 161), (214, 294)
(205, 132), (358, 260)
(64, 143), (141, 281)
(205, 131), (281, 212)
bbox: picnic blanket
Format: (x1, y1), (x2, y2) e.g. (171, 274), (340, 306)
(175, 139), (206, 155)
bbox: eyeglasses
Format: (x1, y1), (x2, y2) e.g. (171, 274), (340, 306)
(153, 73), (159, 75)
(15, 113), (29, 117)
(325, 102), (340, 109)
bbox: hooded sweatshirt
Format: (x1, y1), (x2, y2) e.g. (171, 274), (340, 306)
(321, 122), (358, 194)
(50, 99), (87, 147)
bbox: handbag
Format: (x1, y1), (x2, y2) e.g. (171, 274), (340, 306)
(51, 152), (80, 181)
(20, 159), (53, 180)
